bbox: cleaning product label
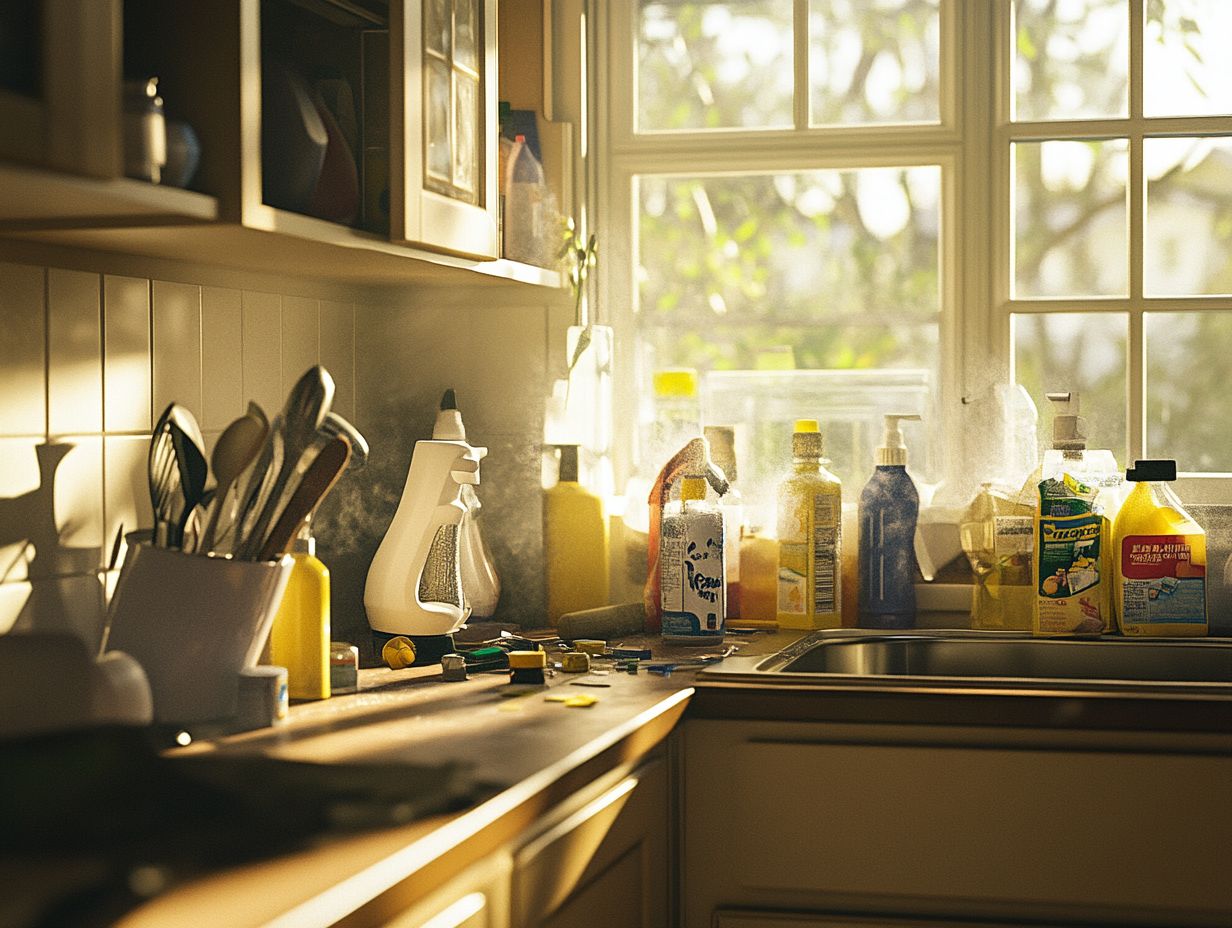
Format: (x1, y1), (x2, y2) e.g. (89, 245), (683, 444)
(1034, 476), (1107, 636)
(994, 516), (1033, 559)
(661, 511), (725, 638)
(1120, 534), (1206, 625)
(812, 495), (839, 614)
(777, 494), (839, 617)
(777, 555), (807, 616)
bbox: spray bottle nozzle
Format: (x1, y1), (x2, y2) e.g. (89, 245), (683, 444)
(1046, 391), (1088, 449)
(877, 413), (922, 466)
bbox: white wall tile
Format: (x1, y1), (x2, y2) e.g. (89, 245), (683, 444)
(0, 581), (31, 634)
(320, 300), (355, 422)
(201, 286), (244, 430)
(0, 263), (46, 436)
(103, 275), (151, 433)
(281, 295), (320, 398)
(48, 268), (102, 435)
(242, 290), (282, 417)
(51, 436), (104, 573)
(461, 304), (548, 438)
(152, 280), (203, 423)
(103, 436), (152, 556)
(0, 438), (42, 583)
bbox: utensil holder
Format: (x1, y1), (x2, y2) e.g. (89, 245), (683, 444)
(103, 544), (292, 724)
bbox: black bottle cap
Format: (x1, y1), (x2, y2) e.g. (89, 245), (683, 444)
(440, 388), (457, 410)
(555, 444), (579, 482)
(1126, 459), (1176, 482)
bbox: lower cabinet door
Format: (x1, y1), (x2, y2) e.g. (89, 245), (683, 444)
(382, 852), (511, 928)
(512, 758), (670, 928)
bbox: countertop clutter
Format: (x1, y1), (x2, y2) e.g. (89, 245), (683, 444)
(3, 628), (1229, 928)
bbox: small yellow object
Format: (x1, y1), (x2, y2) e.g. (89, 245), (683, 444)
(653, 368), (698, 398)
(574, 639), (607, 656)
(794, 418), (819, 433)
(564, 694), (597, 708)
(508, 649), (547, 669)
(561, 651), (591, 673)
(381, 636), (417, 669)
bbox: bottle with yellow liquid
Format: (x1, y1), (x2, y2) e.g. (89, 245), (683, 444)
(544, 444), (610, 624)
(960, 483), (1034, 630)
(1112, 459), (1207, 636)
(268, 521), (330, 700)
(776, 419), (842, 629)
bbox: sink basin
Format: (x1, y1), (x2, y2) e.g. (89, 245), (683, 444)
(776, 632), (1232, 682)
(703, 629), (1232, 691)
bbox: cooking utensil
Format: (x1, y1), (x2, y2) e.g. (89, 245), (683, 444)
(256, 435), (351, 561)
(198, 407), (270, 553)
(236, 366), (335, 559)
(168, 405), (208, 547)
(148, 406), (182, 548)
(320, 411), (368, 470)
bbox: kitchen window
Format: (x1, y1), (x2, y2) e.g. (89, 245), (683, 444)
(593, 0), (1232, 511)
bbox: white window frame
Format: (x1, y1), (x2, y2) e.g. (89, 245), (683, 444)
(591, 0), (1231, 502)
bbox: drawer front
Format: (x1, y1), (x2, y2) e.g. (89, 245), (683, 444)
(382, 852), (511, 928)
(513, 758), (670, 928)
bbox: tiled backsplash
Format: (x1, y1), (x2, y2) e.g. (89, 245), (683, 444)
(0, 259), (356, 649)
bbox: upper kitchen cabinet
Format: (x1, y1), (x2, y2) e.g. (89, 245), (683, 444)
(0, 0), (218, 227)
(0, 0), (565, 288)
(0, 0), (120, 177)
(393, 0), (499, 258)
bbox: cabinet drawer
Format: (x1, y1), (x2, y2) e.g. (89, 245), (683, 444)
(382, 852), (511, 928)
(721, 740), (1230, 915)
(513, 758), (670, 928)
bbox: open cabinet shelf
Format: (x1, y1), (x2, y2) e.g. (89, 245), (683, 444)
(4, 194), (560, 287)
(0, 0), (566, 291)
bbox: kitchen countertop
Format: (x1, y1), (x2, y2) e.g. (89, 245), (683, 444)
(9, 627), (1229, 928)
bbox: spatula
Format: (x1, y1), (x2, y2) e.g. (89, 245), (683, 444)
(255, 435), (351, 561)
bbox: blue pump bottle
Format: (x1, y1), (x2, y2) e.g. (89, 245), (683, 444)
(858, 414), (922, 629)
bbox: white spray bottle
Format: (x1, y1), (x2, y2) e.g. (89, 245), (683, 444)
(364, 394), (486, 665)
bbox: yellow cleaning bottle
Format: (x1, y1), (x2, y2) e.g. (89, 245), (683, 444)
(776, 419), (842, 629)
(268, 520), (330, 700)
(1112, 459), (1207, 636)
(544, 444), (610, 624)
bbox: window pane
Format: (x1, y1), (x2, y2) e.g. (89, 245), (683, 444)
(637, 1), (793, 131)
(808, 0), (940, 126)
(1012, 0), (1127, 121)
(453, 74), (478, 195)
(1013, 139), (1128, 298)
(637, 169), (941, 323)
(455, 0), (479, 73)
(636, 168), (941, 489)
(1145, 0), (1232, 117)
(1014, 312), (1128, 464)
(1145, 137), (1232, 297)
(425, 56), (451, 180)
(1146, 312), (1232, 471)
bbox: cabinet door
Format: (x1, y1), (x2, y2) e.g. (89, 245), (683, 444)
(392, 0), (499, 259)
(381, 851), (511, 928)
(513, 758), (670, 928)
(0, 0), (121, 176)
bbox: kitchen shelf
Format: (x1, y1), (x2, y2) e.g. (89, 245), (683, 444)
(0, 161), (219, 227)
(1, 178), (561, 287)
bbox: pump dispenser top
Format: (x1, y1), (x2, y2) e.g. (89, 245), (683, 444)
(876, 414), (921, 466)
(1047, 392), (1088, 450)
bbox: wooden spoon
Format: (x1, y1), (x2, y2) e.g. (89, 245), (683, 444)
(198, 409), (270, 553)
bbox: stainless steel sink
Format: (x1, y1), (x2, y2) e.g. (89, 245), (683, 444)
(702, 629), (1232, 691)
